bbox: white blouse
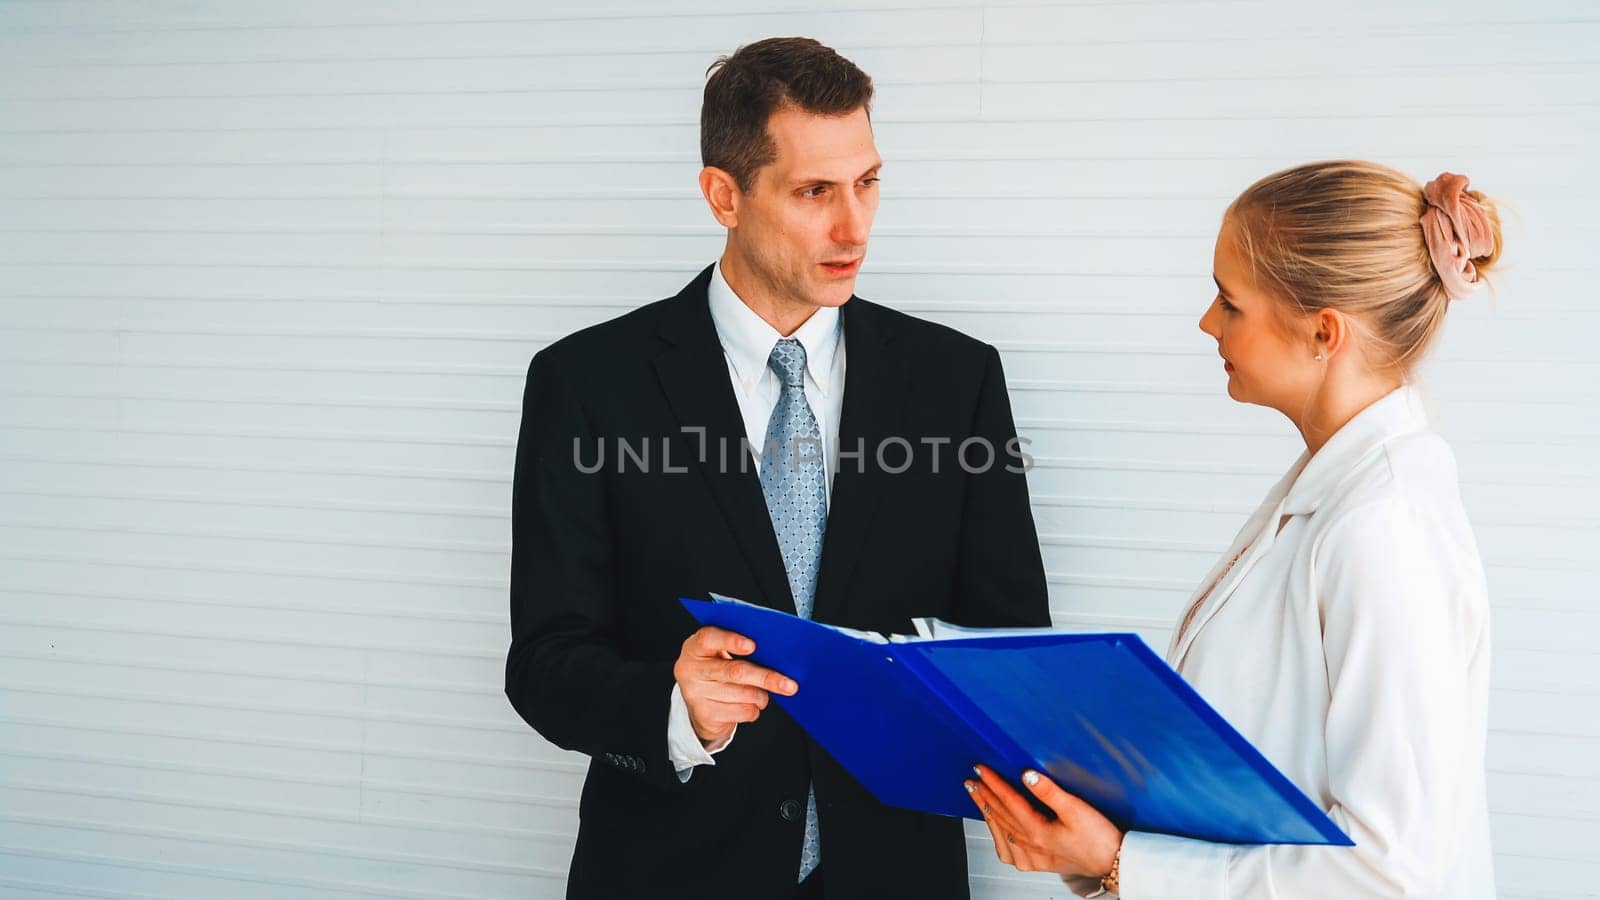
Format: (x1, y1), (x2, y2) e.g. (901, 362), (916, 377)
(1075, 385), (1495, 899)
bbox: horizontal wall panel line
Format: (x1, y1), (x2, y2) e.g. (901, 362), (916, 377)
(2, 142), (1593, 165)
(0, 649), (500, 698)
(1, 448), (1287, 481)
(0, 257), (1593, 280)
(0, 485), (1304, 526)
(0, 5), (982, 34)
(1, 3), (1568, 33)
(0, 413), (1313, 443)
(1, 355), (530, 376)
(3, 323), (566, 343)
(1046, 573), (1191, 592)
(0, 486), (510, 520)
(0, 41), (983, 70)
(0, 18), (1591, 48)
(0, 289), (1223, 312)
(0, 714), (574, 781)
(0, 837), (558, 900)
(0, 519), (510, 556)
(0, 36), (1583, 70)
(0, 77), (979, 103)
(0, 681), (530, 736)
(0, 773), (577, 844)
(1032, 493), (1256, 513)
(0, 874), (162, 900)
(0, 390), (522, 414)
(2, 423), (519, 450)
(4, 447), (1588, 491)
(0, 548), (509, 594)
(3, 106), (1595, 138)
(0, 450), (515, 483)
(0, 608), (502, 660)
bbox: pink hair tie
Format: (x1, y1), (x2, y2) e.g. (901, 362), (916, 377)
(1420, 172), (1494, 301)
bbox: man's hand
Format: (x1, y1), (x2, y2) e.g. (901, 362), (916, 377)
(673, 626), (798, 747)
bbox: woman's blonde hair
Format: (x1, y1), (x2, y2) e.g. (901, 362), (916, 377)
(1225, 160), (1503, 373)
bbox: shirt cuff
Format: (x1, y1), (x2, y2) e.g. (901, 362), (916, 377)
(667, 682), (735, 783)
(1117, 830), (1232, 900)
(1062, 873), (1113, 898)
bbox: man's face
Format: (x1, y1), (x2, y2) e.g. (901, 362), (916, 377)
(729, 105), (881, 312)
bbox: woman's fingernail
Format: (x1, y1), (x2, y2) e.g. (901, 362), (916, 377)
(1023, 770), (1040, 787)
(963, 781), (976, 794)
(972, 765), (983, 777)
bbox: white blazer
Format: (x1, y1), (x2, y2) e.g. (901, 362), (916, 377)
(1080, 385), (1495, 899)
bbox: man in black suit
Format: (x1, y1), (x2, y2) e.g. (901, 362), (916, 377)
(505, 37), (1049, 900)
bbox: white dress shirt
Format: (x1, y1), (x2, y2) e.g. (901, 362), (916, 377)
(666, 262), (848, 780)
(1070, 384), (1495, 899)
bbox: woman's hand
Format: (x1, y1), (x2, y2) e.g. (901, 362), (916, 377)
(966, 764), (1124, 879)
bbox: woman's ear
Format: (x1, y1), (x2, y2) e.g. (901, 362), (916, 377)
(1314, 307), (1350, 360)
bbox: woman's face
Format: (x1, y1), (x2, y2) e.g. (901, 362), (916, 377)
(1199, 218), (1320, 412)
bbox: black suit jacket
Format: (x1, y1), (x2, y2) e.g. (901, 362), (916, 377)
(506, 265), (1050, 900)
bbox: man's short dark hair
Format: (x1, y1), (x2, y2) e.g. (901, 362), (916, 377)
(701, 37), (875, 192)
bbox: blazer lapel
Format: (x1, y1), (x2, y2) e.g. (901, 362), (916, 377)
(1169, 495), (1287, 672)
(1169, 451), (1309, 669)
(811, 299), (911, 623)
(651, 266), (797, 615)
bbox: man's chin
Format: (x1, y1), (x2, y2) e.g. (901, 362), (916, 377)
(808, 280), (857, 308)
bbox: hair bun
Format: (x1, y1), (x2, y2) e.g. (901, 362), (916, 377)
(1420, 172), (1497, 300)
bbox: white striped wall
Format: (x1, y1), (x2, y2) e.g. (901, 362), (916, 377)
(0, 1), (1595, 897)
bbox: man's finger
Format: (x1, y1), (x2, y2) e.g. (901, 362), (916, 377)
(718, 659), (797, 696)
(689, 681), (770, 709)
(686, 626), (755, 658)
(695, 699), (765, 728)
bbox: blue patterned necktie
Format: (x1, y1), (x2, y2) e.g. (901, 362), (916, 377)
(759, 338), (826, 882)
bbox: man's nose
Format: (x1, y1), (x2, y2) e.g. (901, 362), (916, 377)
(833, 194), (870, 247)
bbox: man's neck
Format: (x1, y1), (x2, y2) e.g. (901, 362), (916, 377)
(718, 250), (818, 338)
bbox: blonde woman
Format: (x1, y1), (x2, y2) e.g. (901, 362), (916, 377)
(965, 161), (1500, 899)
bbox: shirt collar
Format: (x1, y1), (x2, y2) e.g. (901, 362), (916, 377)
(707, 260), (842, 395)
(1279, 383), (1432, 516)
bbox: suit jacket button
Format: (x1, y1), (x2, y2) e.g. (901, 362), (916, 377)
(779, 799), (803, 822)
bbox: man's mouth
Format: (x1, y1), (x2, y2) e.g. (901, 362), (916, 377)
(820, 258), (861, 276)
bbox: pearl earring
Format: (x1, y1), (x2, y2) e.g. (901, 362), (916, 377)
(1314, 353), (1325, 361)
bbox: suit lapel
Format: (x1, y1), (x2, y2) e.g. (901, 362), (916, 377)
(652, 267), (796, 615)
(811, 299), (910, 623)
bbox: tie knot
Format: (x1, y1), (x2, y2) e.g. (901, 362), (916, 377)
(767, 339), (808, 388)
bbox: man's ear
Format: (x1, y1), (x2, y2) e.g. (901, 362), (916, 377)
(699, 167), (741, 229)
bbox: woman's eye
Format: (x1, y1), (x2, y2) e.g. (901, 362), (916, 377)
(1217, 295), (1236, 312)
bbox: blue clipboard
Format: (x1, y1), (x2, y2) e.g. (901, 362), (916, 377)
(682, 595), (1352, 847)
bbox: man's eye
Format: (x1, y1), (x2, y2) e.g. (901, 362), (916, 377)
(802, 186), (827, 198)
(861, 178), (880, 187)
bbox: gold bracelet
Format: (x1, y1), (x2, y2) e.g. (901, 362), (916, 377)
(1100, 840), (1123, 895)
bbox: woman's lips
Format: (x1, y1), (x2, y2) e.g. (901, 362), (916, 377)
(1224, 361), (1235, 373)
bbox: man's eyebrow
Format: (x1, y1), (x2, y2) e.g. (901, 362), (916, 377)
(787, 163), (883, 187)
